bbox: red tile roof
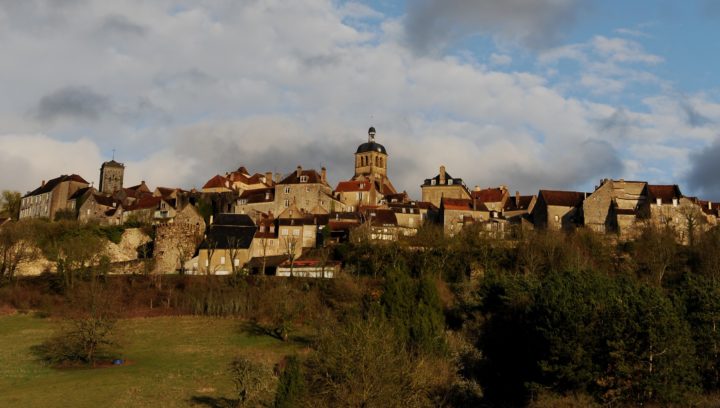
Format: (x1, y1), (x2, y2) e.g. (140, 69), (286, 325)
(442, 198), (473, 211)
(471, 188), (506, 203)
(24, 174), (89, 197)
(504, 195), (534, 211)
(279, 169), (326, 185)
(647, 185), (682, 204)
(125, 196), (162, 211)
(202, 175), (231, 190)
(335, 180), (371, 192)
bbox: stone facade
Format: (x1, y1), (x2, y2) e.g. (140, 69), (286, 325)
(533, 190), (586, 230)
(583, 179), (648, 238)
(99, 160), (125, 194)
(421, 166), (471, 208)
(154, 204), (206, 273)
(20, 174), (90, 220)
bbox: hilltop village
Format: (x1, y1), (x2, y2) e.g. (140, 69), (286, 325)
(13, 127), (720, 276)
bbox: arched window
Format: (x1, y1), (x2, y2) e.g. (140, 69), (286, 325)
(375, 156), (379, 166)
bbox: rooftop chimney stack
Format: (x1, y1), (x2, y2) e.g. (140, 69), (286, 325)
(41, 180), (45, 187)
(321, 167), (327, 183)
(516, 190), (521, 206)
(265, 171), (273, 187)
(439, 165), (446, 184)
(474, 185), (481, 192)
(296, 166), (302, 178)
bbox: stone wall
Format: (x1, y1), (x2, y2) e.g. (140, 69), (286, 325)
(153, 205), (206, 273)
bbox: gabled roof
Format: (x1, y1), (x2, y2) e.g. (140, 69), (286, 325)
(471, 188), (507, 203)
(213, 213), (255, 227)
(647, 185), (682, 204)
(239, 187), (274, 203)
(335, 180), (372, 192)
(91, 194), (121, 208)
(125, 196), (162, 211)
(539, 190), (586, 207)
(69, 187), (93, 200)
(383, 192), (410, 204)
(363, 208), (398, 226)
(278, 169), (326, 185)
(504, 195), (534, 212)
(202, 175), (231, 190)
(24, 174), (89, 197)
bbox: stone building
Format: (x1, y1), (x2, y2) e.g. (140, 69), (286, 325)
(361, 208), (399, 241)
(99, 160), (125, 194)
(197, 213), (256, 275)
(388, 201), (425, 236)
(20, 174), (90, 220)
(154, 204), (206, 273)
(439, 197), (487, 236)
(583, 179), (648, 237)
(532, 190), (586, 230)
(78, 193), (123, 225)
(502, 192), (537, 221)
(275, 166), (336, 214)
(235, 187), (276, 216)
(335, 127), (397, 210)
(421, 166), (471, 208)
(470, 186), (509, 213)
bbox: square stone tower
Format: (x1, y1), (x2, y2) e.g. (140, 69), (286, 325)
(99, 160), (125, 194)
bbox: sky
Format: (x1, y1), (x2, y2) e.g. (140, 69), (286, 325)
(2, 0), (720, 199)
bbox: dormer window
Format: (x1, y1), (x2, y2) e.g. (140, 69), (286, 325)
(448, 179), (453, 185)
(431, 179), (436, 186)
(300, 175), (309, 183)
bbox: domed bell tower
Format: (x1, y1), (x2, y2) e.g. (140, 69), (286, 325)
(354, 126), (388, 181)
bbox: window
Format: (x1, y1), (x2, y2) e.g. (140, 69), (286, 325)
(300, 175), (309, 183)
(234, 259), (240, 266)
(448, 179), (453, 185)
(220, 256), (226, 265)
(284, 186), (291, 194)
(260, 225), (265, 232)
(293, 229), (300, 236)
(270, 225), (275, 233)
(431, 179), (436, 185)
(281, 228), (289, 236)
(554, 215), (559, 222)
(284, 199), (290, 207)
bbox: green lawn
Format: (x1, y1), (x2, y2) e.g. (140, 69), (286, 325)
(0, 314), (301, 407)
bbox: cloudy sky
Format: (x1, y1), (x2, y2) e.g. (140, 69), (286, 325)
(2, 0), (720, 199)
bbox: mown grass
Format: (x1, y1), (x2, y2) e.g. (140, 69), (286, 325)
(0, 313), (302, 407)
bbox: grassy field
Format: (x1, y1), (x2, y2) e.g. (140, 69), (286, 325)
(0, 313), (303, 407)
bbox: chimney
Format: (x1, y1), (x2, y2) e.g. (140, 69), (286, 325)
(474, 185), (481, 192)
(709, 201), (713, 210)
(41, 180), (45, 187)
(439, 165), (446, 184)
(275, 173), (281, 183)
(515, 190), (520, 206)
(265, 171), (273, 186)
(296, 165), (302, 178)
(321, 167), (327, 183)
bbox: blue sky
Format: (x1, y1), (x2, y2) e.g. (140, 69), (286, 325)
(1, 0), (720, 199)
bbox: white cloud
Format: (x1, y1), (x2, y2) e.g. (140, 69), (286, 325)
(490, 53), (512, 66)
(0, 0), (717, 199)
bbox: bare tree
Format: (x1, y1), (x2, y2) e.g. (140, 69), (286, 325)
(281, 234), (300, 277)
(0, 222), (35, 283)
(227, 236), (245, 275)
(678, 203), (706, 246)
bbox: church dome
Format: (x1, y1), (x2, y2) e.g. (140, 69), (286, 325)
(356, 142), (387, 154)
(356, 126), (387, 154)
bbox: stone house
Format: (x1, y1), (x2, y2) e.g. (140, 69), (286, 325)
(361, 208), (399, 241)
(115, 181), (152, 206)
(533, 190), (586, 230)
(154, 204), (206, 273)
(421, 166), (471, 208)
(335, 180), (376, 211)
(201, 175), (233, 193)
(327, 212), (362, 243)
(235, 187), (275, 216)
(275, 166), (335, 214)
(78, 193), (124, 225)
(388, 202), (425, 236)
(470, 186), (509, 214)
(122, 196), (163, 224)
(646, 185), (715, 243)
(439, 197), (488, 236)
(502, 192), (537, 225)
(197, 214), (256, 275)
(20, 174), (90, 220)
(583, 179), (648, 238)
